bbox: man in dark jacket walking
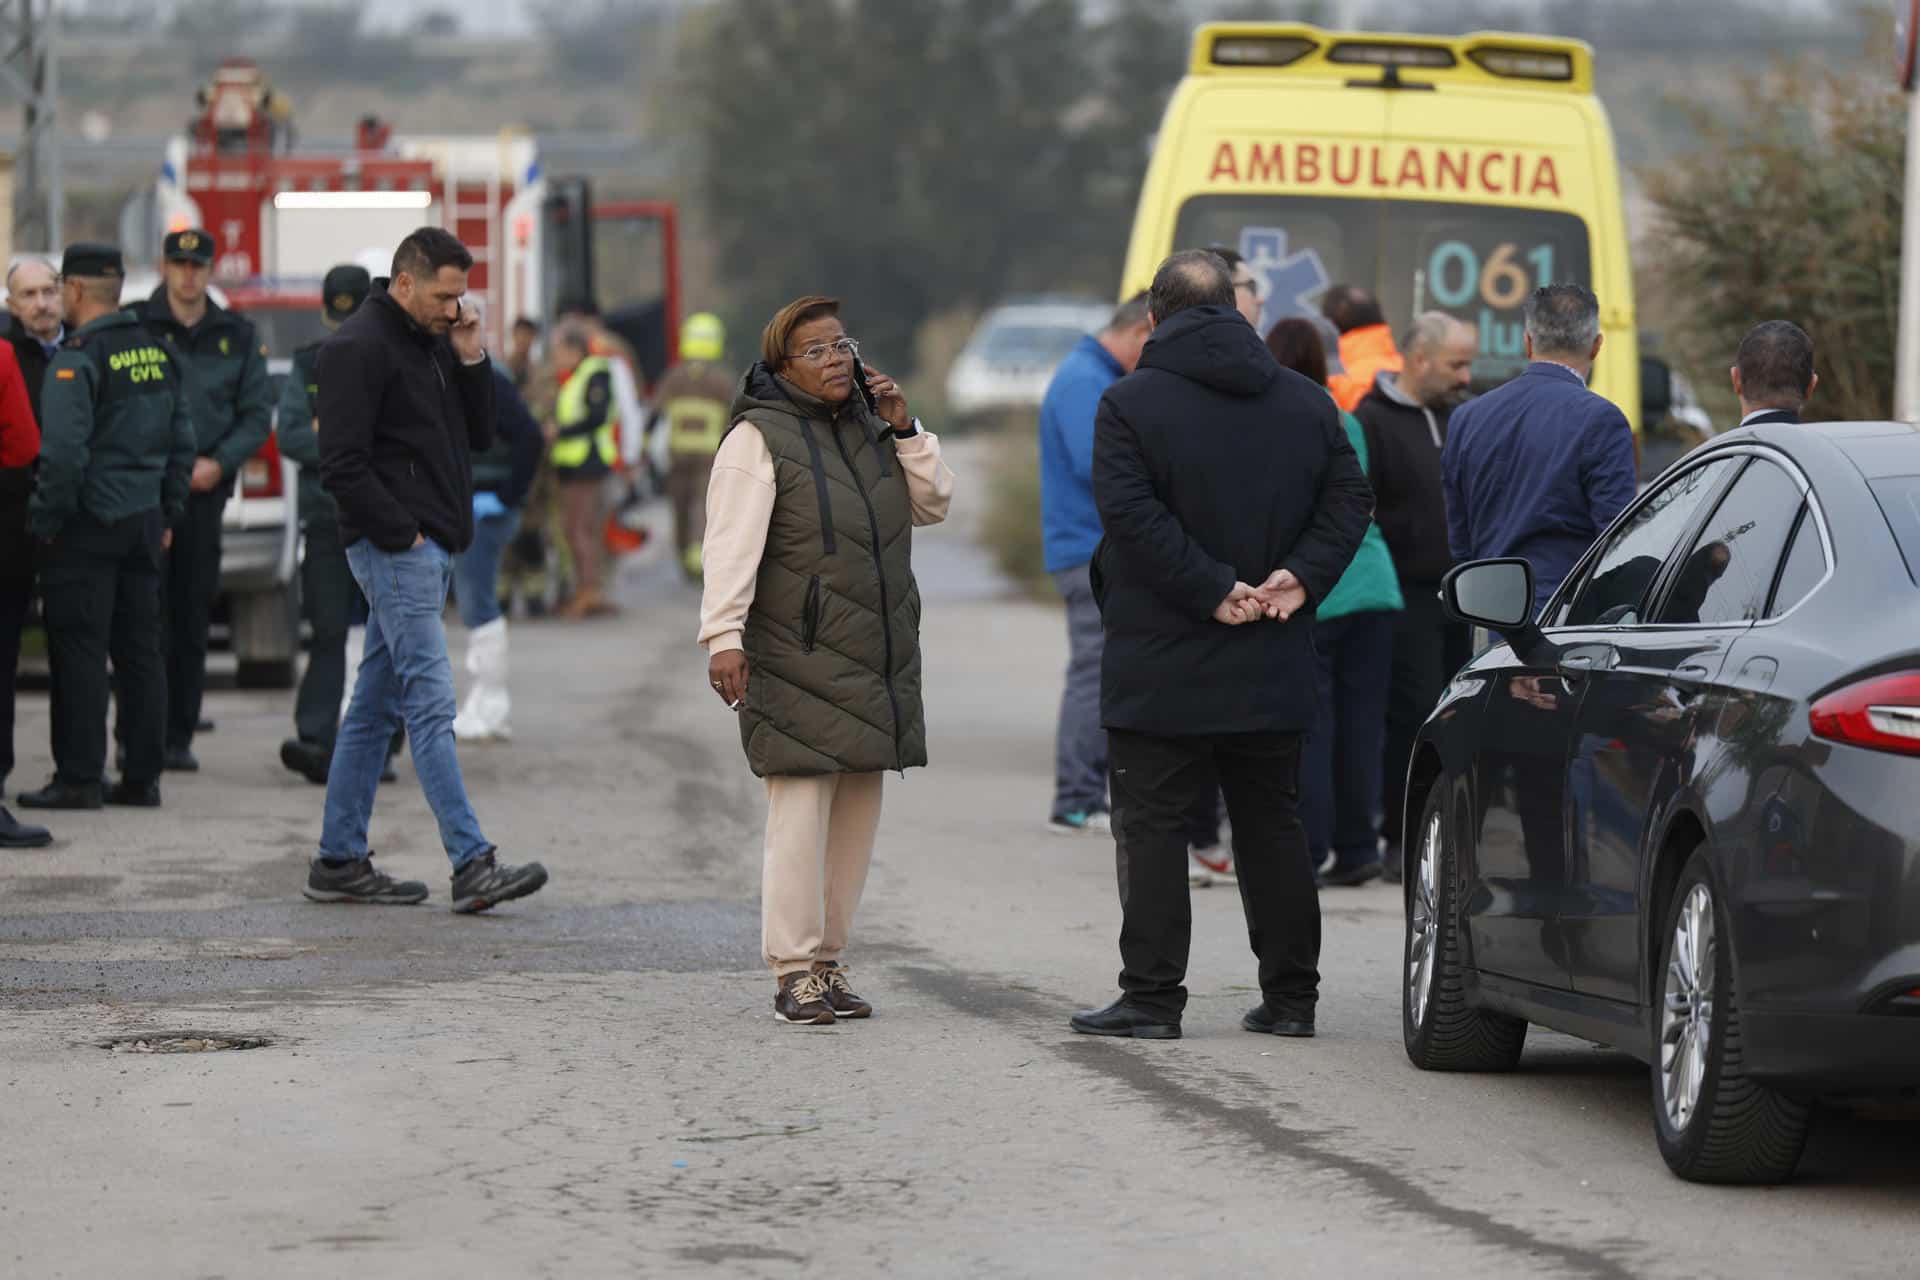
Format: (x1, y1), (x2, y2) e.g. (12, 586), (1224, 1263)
(1070, 251), (1373, 1041)
(305, 227), (547, 913)
(1354, 312), (1476, 881)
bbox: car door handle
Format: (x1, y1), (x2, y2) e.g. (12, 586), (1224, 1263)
(1675, 664), (1712, 682)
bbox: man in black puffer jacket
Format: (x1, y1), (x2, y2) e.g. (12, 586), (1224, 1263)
(1071, 251), (1373, 1044)
(306, 227), (547, 915)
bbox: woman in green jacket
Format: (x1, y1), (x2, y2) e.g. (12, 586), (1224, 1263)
(1266, 319), (1402, 888)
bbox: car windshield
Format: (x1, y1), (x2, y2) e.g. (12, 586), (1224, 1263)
(973, 323), (1089, 367)
(1174, 195), (1593, 394)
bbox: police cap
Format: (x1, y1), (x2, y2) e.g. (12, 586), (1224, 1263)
(61, 243), (124, 280)
(322, 264), (372, 325)
(164, 228), (216, 266)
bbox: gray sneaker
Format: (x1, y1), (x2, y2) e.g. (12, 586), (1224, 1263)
(449, 851), (548, 914)
(303, 854), (429, 905)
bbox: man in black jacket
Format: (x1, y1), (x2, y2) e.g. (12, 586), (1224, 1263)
(306, 227), (547, 914)
(1070, 251), (1373, 1041)
(1353, 312), (1476, 882)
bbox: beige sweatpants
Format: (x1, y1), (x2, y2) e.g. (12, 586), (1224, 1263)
(762, 772), (885, 976)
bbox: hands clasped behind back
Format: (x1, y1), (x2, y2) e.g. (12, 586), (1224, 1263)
(1213, 569), (1310, 626)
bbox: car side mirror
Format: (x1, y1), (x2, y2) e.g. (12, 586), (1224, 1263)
(1640, 355), (1674, 424)
(1442, 558), (1535, 630)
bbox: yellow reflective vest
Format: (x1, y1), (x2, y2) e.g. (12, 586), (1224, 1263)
(552, 355), (619, 473)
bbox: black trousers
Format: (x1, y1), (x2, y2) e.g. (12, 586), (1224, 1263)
(163, 486), (225, 751)
(40, 510), (166, 787)
(0, 564), (30, 787)
(293, 518), (362, 748)
(1109, 728), (1320, 1020)
(1382, 582), (1470, 846)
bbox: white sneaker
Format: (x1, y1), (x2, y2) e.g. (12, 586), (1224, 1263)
(1191, 843), (1236, 886)
(1046, 810), (1112, 836)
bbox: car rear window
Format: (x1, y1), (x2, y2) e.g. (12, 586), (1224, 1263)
(1870, 476), (1920, 584)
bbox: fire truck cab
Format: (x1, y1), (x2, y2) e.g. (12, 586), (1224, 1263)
(124, 60), (680, 686)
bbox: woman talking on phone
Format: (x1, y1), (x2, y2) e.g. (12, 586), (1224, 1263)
(699, 295), (955, 1026)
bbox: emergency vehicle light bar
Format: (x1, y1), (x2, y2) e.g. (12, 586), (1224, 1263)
(1468, 47), (1575, 82)
(271, 191), (433, 211)
(1191, 23), (1593, 93)
(1209, 35), (1315, 68)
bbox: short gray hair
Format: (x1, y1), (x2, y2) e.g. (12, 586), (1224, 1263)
(1522, 284), (1600, 356)
(1401, 310), (1472, 356)
(1105, 291), (1150, 334)
(5, 256), (55, 294)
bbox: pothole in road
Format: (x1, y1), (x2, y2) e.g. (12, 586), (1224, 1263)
(101, 1031), (273, 1055)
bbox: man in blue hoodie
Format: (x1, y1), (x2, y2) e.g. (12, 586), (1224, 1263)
(1038, 293), (1151, 836)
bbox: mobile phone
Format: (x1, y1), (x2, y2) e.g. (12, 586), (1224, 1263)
(850, 353), (881, 415)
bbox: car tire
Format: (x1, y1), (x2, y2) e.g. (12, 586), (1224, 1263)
(1650, 851), (1812, 1184)
(1403, 777), (1528, 1071)
(236, 658), (296, 690)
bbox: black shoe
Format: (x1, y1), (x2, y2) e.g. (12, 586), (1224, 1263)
(1381, 842), (1404, 884)
(280, 738), (331, 785)
(1069, 999), (1181, 1039)
(302, 854), (429, 905)
(815, 962), (872, 1019)
(449, 851), (548, 914)
(163, 746), (199, 773)
(18, 777), (103, 811)
(198, 717), (215, 733)
(1317, 856), (1383, 888)
(105, 779), (161, 808)
(381, 759), (399, 783)
(0, 805), (52, 848)
(114, 749), (126, 775)
(1242, 1002), (1316, 1038)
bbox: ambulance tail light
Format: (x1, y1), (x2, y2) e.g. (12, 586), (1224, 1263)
(1469, 47), (1575, 82)
(241, 434), (284, 499)
(1326, 42), (1456, 70)
(1209, 35), (1316, 68)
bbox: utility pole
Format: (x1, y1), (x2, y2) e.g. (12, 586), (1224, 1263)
(0, 0), (61, 252)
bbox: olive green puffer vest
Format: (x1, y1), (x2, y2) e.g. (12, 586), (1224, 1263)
(730, 363), (927, 777)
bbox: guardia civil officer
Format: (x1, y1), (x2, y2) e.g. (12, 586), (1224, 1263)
(18, 245), (194, 811)
(277, 264), (386, 784)
(134, 228), (273, 771)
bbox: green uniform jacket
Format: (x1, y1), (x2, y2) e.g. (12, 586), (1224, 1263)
(28, 310), (196, 540)
(730, 362), (927, 778)
(276, 342), (334, 526)
(138, 288), (273, 483)
(1317, 409), (1405, 621)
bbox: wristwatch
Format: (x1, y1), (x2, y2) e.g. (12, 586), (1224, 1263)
(892, 417), (923, 441)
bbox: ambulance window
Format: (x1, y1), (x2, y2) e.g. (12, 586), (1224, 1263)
(1171, 196), (1590, 393)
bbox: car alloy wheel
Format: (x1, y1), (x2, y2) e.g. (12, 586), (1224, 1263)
(1407, 808), (1441, 1030)
(1649, 851), (1812, 1183)
(1401, 777), (1526, 1072)
(1658, 883), (1714, 1132)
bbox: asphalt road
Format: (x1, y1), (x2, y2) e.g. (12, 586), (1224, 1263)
(2, 459), (1916, 1278)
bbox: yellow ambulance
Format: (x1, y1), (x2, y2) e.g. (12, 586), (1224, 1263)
(1120, 23), (1666, 430)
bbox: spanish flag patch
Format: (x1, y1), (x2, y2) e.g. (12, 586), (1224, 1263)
(54, 369), (75, 380)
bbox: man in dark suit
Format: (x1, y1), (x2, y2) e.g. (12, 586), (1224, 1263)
(1069, 251), (1373, 1042)
(1442, 284), (1638, 615)
(1732, 320), (1816, 427)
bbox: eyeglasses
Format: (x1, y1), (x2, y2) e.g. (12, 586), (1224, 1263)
(786, 337), (860, 366)
(1234, 274), (1268, 301)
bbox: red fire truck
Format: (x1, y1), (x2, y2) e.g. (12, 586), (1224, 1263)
(127, 60), (680, 685)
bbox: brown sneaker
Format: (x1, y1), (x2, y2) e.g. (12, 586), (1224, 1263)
(814, 962), (872, 1019)
(775, 971), (835, 1025)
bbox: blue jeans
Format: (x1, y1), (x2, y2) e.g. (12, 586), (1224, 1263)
(1051, 564), (1108, 819)
(320, 539), (492, 870)
(1303, 610), (1395, 870)
(451, 510), (520, 630)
